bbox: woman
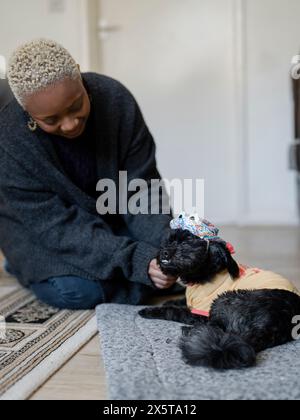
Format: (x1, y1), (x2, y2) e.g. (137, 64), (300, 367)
(0, 39), (179, 309)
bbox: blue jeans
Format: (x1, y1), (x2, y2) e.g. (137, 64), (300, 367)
(4, 259), (104, 310)
(31, 276), (105, 310)
(3, 260), (184, 310)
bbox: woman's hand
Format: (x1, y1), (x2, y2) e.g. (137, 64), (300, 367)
(148, 259), (178, 289)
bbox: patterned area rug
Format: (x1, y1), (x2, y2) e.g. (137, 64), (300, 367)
(0, 287), (97, 400)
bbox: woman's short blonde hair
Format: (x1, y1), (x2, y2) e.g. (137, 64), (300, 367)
(7, 38), (81, 108)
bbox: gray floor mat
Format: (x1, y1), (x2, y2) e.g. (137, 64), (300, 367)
(97, 304), (300, 400)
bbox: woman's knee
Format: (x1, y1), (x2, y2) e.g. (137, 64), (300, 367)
(31, 276), (105, 310)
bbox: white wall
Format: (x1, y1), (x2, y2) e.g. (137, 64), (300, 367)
(243, 0), (299, 224)
(0, 0), (91, 71)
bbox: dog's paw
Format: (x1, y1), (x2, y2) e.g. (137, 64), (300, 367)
(138, 307), (166, 319)
(181, 326), (193, 337)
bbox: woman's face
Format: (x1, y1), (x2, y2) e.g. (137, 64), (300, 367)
(24, 77), (91, 139)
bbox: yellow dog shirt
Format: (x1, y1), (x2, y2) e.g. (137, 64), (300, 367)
(186, 265), (300, 316)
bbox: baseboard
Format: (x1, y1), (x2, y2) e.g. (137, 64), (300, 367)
(213, 212), (299, 227)
(236, 212), (299, 226)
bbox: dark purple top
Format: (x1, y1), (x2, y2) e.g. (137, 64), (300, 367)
(51, 101), (98, 199)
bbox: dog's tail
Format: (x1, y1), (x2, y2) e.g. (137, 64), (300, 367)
(179, 324), (256, 369)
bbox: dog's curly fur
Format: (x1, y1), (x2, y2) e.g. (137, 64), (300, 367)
(139, 230), (300, 370)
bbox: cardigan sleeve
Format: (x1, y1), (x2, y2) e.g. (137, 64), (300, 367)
(117, 86), (173, 247)
(0, 150), (158, 287)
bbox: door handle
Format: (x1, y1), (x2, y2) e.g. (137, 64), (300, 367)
(98, 19), (122, 40)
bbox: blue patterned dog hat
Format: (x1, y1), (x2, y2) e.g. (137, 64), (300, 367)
(170, 213), (236, 254)
(170, 212), (220, 240)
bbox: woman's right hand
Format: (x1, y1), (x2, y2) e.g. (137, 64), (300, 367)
(148, 259), (178, 289)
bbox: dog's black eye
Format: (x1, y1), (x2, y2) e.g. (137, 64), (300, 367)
(190, 216), (195, 221)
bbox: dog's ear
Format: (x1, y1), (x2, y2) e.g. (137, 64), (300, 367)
(210, 242), (240, 279)
(224, 246), (240, 279)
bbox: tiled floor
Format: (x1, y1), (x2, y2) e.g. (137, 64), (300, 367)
(1, 226), (300, 400)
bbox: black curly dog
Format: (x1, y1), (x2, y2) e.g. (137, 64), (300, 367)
(139, 229), (300, 369)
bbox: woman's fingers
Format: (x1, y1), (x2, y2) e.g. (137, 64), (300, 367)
(150, 274), (178, 289)
(149, 263), (175, 280)
(150, 277), (172, 289)
(148, 258), (178, 289)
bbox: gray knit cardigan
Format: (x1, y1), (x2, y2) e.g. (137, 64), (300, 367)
(0, 73), (173, 304)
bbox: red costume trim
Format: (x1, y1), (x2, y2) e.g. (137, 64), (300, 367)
(191, 309), (209, 317)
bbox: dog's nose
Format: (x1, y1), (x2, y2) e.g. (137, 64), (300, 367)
(163, 251), (170, 260)
(160, 250), (171, 264)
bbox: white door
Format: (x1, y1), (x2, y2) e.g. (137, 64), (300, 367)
(97, 0), (239, 224)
